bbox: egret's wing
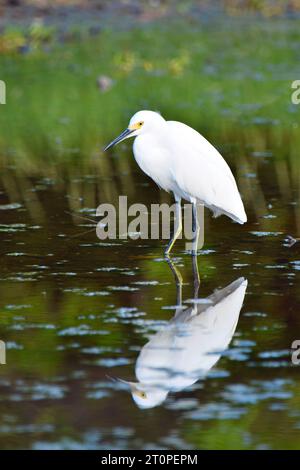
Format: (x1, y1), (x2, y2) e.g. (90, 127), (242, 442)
(170, 276), (248, 378)
(167, 121), (247, 223)
(170, 277), (248, 366)
(190, 277), (248, 352)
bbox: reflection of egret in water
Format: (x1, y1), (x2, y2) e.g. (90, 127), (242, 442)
(119, 258), (248, 409)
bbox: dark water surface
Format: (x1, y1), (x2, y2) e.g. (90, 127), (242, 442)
(0, 146), (300, 450)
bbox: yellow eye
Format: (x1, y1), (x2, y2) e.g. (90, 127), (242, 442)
(129, 121), (144, 131)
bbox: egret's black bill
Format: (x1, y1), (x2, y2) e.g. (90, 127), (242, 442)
(103, 128), (133, 151)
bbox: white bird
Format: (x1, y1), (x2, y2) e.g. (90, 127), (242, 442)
(104, 110), (247, 254)
(119, 275), (248, 409)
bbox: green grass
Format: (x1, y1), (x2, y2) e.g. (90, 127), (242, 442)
(0, 17), (300, 174)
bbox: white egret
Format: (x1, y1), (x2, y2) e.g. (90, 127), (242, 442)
(104, 110), (247, 254)
(116, 261), (248, 409)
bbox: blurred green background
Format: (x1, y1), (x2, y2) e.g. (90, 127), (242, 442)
(0, 0), (299, 170)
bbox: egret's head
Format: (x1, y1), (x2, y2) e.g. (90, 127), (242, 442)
(104, 110), (165, 151)
(110, 376), (168, 409)
(131, 385), (168, 409)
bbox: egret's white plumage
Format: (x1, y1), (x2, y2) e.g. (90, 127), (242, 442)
(122, 276), (248, 409)
(105, 110), (247, 253)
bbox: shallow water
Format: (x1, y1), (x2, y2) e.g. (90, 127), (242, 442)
(0, 147), (300, 450)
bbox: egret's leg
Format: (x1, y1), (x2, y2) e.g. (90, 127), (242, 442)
(192, 252), (200, 299)
(165, 256), (183, 308)
(165, 197), (182, 255)
(192, 200), (200, 256)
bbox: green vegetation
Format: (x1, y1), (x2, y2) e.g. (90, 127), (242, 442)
(0, 17), (299, 174)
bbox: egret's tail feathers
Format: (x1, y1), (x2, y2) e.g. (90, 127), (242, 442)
(235, 212), (247, 225)
(211, 205), (247, 225)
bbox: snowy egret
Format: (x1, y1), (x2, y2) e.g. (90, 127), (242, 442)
(115, 259), (247, 409)
(104, 110), (247, 254)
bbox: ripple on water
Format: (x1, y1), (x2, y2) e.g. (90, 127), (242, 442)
(233, 339), (256, 347)
(251, 151), (273, 158)
(262, 214), (277, 219)
(250, 231), (283, 237)
(207, 369), (231, 379)
(221, 346), (252, 362)
(249, 360), (292, 368)
(81, 346), (122, 354)
(244, 311), (267, 317)
(222, 380), (293, 405)
(50, 272), (77, 277)
(258, 350), (290, 359)
(63, 287), (109, 296)
(6, 342), (24, 350)
(1, 383), (67, 402)
(56, 342), (81, 351)
(95, 267), (138, 276)
(9, 323), (56, 331)
(185, 402), (247, 421)
(88, 358), (131, 367)
(86, 390), (110, 400)
(290, 261), (300, 271)
(1, 224), (41, 233)
(108, 286), (139, 292)
(4, 304), (31, 310)
(0, 424), (54, 435)
(113, 307), (146, 320)
(166, 398), (199, 411)
(80, 242), (122, 247)
(0, 203), (22, 210)
(87, 380), (129, 392)
(32, 431), (103, 450)
(185, 298), (213, 305)
(58, 325), (109, 336)
(132, 280), (159, 286)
